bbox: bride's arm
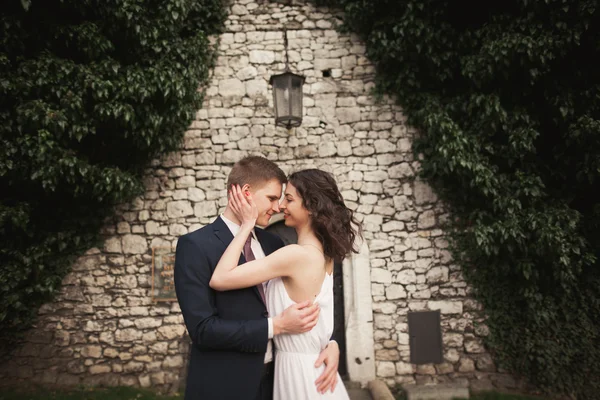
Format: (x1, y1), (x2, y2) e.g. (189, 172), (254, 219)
(209, 184), (302, 290)
(210, 243), (303, 290)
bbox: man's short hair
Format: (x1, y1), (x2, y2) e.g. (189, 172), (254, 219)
(227, 156), (287, 191)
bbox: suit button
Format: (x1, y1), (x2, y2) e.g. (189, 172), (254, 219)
(263, 311), (268, 317)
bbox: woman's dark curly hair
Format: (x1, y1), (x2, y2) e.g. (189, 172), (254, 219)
(288, 169), (362, 261)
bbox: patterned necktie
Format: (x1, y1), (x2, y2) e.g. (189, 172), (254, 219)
(243, 234), (267, 305)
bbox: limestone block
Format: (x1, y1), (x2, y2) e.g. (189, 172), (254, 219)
(389, 163), (413, 179)
(428, 300), (463, 315)
(475, 354), (495, 372)
(458, 358), (475, 372)
(122, 235), (148, 254)
(386, 284), (407, 300)
(162, 355), (184, 368)
(371, 268), (392, 284)
(374, 314), (393, 329)
(374, 139), (396, 153)
(443, 333), (464, 348)
(318, 141), (337, 157)
(246, 79), (268, 96)
(249, 50), (275, 64)
(89, 365), (111, 375)
(81, 345), (102, 358)
(222, 149), (245, 164)
(219, 78), (246, 97)
(115, 328), (142, 342)
(376, 361), (396, 378)
(336, 107), (361, 124)
(426, 267), (449, 284)
(418, 210), (436, 229)
(376, 349), (400, 361)
(166, 201), (193, 219)
(176, 175), (195, 189)
(123, 361), (144, 373)
(414, 179), (438, 204)
(231, 4), (248, 15)
(134, 318), (162, 329)
(395, 270), (417, 285)
(445, 348), (460, 363)
(364, 170), (388, 182)
(395, 361), (414, 375)
(157, 325), (186, 340)
(381, 220), (406, 234)
(353, 145), (375, 157)
(194, 201), (217, 218)
(465, 339), (485, 354)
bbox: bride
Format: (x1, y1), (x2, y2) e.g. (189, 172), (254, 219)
(210, 169), (362, 399)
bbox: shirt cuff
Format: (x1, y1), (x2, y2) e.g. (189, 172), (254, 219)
(267, 317), (274, 339)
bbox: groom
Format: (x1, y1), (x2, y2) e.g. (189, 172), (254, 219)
(174, 156), (340, 400)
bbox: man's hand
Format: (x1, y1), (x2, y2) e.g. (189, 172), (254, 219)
(314, 340), (340, 394)
(272, 301), (319, 335)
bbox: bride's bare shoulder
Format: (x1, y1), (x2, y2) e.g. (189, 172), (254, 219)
(270, 244), (315, 264)
(274, 244), (306, 256)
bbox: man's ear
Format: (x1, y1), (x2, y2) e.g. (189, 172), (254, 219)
(241, 184), (251, 194)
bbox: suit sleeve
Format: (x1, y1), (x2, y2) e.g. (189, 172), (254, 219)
(174, 235), (268, 353)
(272, 234), (285, 251)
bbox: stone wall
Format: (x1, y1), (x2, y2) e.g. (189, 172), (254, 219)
(0, 0), (519, 393)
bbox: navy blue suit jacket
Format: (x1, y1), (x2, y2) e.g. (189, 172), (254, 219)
(174, 216), (285, 400)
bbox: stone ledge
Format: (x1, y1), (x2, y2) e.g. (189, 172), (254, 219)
(403, 383), (470, 400)
(368, 379), (395, 400)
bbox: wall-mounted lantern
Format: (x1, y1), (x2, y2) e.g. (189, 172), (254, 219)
(269, 30), (305, 129)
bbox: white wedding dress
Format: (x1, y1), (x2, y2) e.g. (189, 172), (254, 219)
(266, 273), (350, 400)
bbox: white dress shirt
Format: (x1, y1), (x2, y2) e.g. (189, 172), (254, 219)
(220, 215), (274, 364)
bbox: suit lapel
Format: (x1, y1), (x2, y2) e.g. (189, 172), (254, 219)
(255, 228), (275, 256)
(212, 216), (247, 265)
(212, 217), (264, 306)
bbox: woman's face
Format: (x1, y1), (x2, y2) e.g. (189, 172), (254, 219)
(279, 182), (310, 228)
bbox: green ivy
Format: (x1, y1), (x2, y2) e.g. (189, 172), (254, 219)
(318, 0), (600, 397)
(0, 0), (227, 350)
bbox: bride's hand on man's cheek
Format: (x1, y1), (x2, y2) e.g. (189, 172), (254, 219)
(229, 184), (258, 225)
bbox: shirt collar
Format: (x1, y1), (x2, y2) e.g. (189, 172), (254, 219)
(220, 214), (257, 240)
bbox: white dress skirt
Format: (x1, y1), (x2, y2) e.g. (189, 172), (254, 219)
(266, 274), (350, 400)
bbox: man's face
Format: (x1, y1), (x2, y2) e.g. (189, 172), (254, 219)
(249, 179), (283, 226)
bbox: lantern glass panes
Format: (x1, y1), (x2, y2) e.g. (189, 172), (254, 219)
(270, 71), (305, 129)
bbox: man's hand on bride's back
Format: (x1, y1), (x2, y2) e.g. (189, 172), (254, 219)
(272, 301), (320, 335)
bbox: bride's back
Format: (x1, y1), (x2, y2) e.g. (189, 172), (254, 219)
(266, 266), (334, 355)
(281, 245), (332, 304)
